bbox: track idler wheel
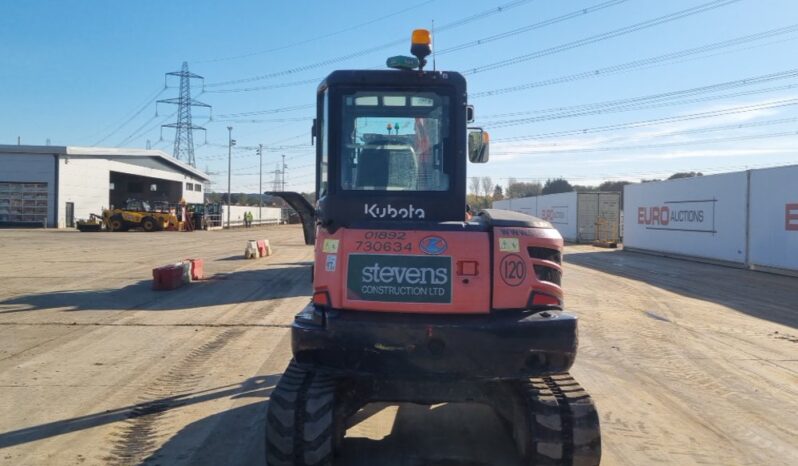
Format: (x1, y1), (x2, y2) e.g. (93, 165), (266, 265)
(266, 360), (338, 466)
(518, 373), (601, 466)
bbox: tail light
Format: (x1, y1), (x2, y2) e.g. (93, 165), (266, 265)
(312, 289), (331, 308)
(528, 291), (562, 308)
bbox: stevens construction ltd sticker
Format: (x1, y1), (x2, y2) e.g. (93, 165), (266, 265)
(347, 254), (451, 303)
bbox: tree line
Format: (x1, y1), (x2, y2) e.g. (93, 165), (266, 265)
(469, 172), (703, 209)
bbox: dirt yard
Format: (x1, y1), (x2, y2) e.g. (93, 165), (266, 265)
(0, 227), (795, 465)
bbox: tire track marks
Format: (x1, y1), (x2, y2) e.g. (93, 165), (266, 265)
(104, 329), (244, 465)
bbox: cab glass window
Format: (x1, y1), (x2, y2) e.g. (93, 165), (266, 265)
(319, 91), (329, 196)
(340, 91), (450, 191)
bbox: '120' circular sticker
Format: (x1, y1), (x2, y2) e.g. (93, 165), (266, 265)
(500, 254), (527, 287)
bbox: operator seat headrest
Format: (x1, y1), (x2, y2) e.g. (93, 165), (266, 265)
(356, 145), (417, 190)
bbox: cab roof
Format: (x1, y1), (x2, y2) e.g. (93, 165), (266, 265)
(318, 69), (466, 94)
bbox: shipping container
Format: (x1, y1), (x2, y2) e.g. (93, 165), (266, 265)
(495, 165), (797, 274)
(536, 192), (578, 241)
(494, 192), (621, 243)
(748, 165), (798, 273)
(493, 196), (536, 217)
(576, 192), (621, 243)
(623, 172), (749, 265)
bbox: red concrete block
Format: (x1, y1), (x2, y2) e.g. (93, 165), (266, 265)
(186, 258), (204, 281)
(256, 240), (267, 257)
(152, 265), (185, 290)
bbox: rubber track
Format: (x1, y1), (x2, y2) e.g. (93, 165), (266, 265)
(266, 360), (336, 466)
(524, 373), (601, 466)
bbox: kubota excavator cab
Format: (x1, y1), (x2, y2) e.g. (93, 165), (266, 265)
(266, 29), (600, 466)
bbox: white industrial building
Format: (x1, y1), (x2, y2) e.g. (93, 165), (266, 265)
(0, 145), (210, 228)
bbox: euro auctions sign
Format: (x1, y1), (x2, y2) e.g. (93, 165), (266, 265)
(787, 203), (798, 231)
(637, 199), (717, 233)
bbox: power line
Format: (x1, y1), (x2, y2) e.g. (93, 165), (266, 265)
(463, 0), (744, 75)
(492, 129), (798, 157)
(116, 115), (157, 147)
(268, 132), (308, 145)
(203, 77), (322, 94)
(201, 0), (623, 94)
(211, 116), (312, 124)
(496, 116), (798, 147)
(197, 22), (798, 97)
(92, 87), (166, 146)
(117, 111), (177, 148)
(471, 24), (798, 98)
(194, 0), (438, 64)
(485, 82), (798, 126)
(480, 80), (798, 135)
(484, 96), (798, 130)
(216, 104), (314, 119)
(437, 0), (628, 57)
(481, 67), (798, 122)
(204, 0), (537, 87)
(199, 18), (794, 135)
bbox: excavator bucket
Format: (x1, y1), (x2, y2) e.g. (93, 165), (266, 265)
(265, 192), (316, 245)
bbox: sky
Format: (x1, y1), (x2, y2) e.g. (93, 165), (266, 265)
(2, 0), (798, 193)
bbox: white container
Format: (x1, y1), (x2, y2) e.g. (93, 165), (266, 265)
(623, 172), (748, 264)
(535, 192), (578, 241)
(493, 197), (537, 217)
(748, 165), (798, 272)
(494, 192), (620, 243)
(575, 192), (621, 242)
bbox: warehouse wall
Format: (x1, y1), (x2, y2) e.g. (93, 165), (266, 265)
(181, 181), (204, 204)
(748, 166), (798, 272)
(58, 156), (208, 228)
(0, 153), (58, 226)
(58, 157), (109, 227)
(107, 159), (201, 187)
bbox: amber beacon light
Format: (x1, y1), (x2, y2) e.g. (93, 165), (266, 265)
(410, 29), (432, 70)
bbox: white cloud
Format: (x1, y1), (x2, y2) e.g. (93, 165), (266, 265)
(489, 95), (798, 165)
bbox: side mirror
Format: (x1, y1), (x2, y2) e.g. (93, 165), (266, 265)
(468, 128), (489, 163)
(466, 105), (475, 123)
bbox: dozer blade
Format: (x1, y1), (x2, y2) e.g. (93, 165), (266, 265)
(265, 191), (316, 245)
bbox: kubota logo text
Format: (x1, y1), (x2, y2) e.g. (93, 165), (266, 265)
(364, 203), (425, 219)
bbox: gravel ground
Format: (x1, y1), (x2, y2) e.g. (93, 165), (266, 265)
(0, 227), (795, 465)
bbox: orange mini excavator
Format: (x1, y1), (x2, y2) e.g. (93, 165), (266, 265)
(266, 29), (601, 466)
